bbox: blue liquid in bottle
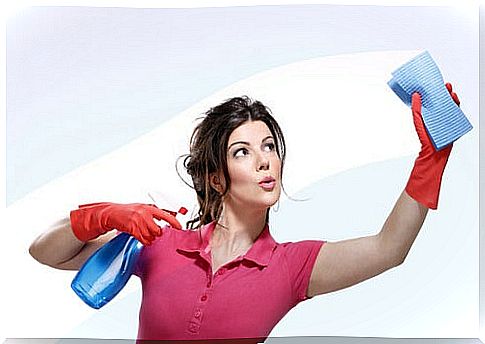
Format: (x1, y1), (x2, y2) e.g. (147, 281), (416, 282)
(71, 232), (143, 309)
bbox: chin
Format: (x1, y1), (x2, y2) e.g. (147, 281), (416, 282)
(262, 195), (280, 208)
(269, 198), (279, 207)
(247, 197), (278, 211)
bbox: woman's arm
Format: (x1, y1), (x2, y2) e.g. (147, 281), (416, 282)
(29, 202), (175, 270)
(29, 216), (116, 270)
(307, 190), (426, 297)
(307, 84), (460, 298)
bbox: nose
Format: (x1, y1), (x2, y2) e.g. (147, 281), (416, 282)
(257, 153), (270, 171)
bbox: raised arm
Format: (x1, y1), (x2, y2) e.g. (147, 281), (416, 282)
(307, 84), (460, 297)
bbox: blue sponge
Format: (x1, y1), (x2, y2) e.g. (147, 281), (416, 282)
(388, 51), (472, 150)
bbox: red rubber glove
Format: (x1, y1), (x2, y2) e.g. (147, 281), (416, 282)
(405, 82), (460, 209)
(70, 202), (183, 245)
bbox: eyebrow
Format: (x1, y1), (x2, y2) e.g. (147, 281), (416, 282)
(228, 135), (274, 150)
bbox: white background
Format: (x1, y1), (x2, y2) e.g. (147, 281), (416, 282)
(1, 1), (480, 342)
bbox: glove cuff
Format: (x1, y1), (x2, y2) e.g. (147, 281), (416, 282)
(405, 147), (451, 210)
(70, 203), (111, 241)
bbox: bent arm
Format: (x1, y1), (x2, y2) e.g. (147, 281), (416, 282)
(29, 216), (116, 271)
(307, 190), (427, 297)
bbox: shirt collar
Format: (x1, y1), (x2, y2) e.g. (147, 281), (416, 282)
(176, 220), (277, 267)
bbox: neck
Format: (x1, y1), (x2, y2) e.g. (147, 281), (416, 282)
(209, 205), (268, 254)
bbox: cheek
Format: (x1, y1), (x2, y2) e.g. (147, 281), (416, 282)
(273, 159), (282, 177)
(227, 162), (252, 186)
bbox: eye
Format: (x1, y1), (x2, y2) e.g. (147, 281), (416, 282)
(233, 148), (248, 157)
(264, 142), (276, 152)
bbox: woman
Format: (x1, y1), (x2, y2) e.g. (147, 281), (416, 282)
(29, 84), (460, 343)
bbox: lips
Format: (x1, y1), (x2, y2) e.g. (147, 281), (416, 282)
(258, 176), (276, 190)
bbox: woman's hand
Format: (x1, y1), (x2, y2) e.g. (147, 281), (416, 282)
(405, 82), (460, 209)
(70, 202), (182, 246)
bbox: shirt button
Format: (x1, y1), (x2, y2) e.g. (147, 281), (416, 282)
(194, 310), (201, 318)
(188, 324), (198, 333)
(201, 294), (208, 301)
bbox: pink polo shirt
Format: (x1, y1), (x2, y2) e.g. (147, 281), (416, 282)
(134, 221), (325, 342)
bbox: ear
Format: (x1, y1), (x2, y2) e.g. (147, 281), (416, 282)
(209, 172), (225, 194)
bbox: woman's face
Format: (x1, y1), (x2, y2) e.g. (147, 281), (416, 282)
(218, 120), (282, 212)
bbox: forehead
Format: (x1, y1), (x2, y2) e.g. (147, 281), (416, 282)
(228, 121), (272, 142)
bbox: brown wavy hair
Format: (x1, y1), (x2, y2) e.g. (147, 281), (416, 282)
(178, 96), (286, 230)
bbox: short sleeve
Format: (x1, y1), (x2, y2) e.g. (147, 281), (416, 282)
(283, 240), (326, 304)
